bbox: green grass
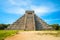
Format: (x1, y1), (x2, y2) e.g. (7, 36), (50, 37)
(0, 30), (60, 40)
(0, 30), (18, 40)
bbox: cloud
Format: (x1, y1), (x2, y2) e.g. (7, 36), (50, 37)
(4, 8), (25, 14)
(2, 0), (60, 16)
(3, 0), (32, 14)
(9, 0), (31, 7)
(30, 5), (55, 15)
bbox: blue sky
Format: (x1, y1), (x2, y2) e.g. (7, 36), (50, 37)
(0, 0), (60, 25)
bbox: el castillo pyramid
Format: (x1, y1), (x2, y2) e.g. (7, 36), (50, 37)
(7, 10), (52, 30)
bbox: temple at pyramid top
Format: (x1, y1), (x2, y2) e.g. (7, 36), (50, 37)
(6, 10), (52, 30)
(25, 10), (34, 13)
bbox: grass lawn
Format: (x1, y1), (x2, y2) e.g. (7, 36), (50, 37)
(0, 30), (60, 40)
(0, 30), (18, 40)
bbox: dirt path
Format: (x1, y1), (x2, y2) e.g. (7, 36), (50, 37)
(5, 31), (60, 40)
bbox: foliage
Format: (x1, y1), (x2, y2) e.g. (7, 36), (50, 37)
(0, 24), (10, 30)
(0, 30), (18, 40)
(50, 24), (60, 30)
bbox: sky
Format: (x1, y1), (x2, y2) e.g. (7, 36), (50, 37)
(0, 0), (60, 25)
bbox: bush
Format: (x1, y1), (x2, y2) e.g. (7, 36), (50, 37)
(0, 24), (10, 30)
(50, 24), (60, 30)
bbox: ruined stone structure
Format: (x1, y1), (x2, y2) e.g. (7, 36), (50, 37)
(7, 10), (52, 30)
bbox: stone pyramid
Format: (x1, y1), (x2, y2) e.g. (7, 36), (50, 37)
(7, 10), (52, 30)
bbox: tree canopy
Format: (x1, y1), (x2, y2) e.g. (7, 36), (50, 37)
(50, 24), (60, 30)
(0, 24), (10, 30)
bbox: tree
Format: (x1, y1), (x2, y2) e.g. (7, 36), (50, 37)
(50, 24), (60, 30)
(0, 24), (10, 30)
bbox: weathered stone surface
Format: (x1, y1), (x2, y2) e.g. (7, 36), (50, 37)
(6, 10), (52, 30)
